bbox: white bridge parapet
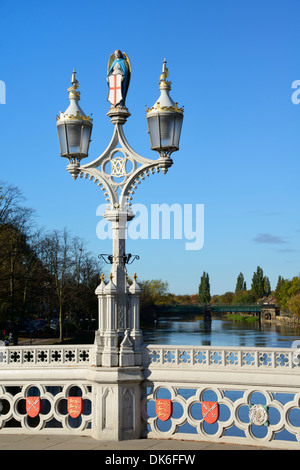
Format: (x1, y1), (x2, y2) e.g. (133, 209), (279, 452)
(0, 344), (93, 367)
(142, 344), (299, 371)
(0, 343), (299, 449)
(141, 345), (300, 450)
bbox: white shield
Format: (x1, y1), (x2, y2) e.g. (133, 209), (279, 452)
(108, 74), (123, 106)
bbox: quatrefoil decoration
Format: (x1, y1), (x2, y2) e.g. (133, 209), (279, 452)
(111, 156), (126, 177)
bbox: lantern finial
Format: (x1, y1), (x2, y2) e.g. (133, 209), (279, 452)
(159, 59), (171, 90)
(68, 69), (80, 100)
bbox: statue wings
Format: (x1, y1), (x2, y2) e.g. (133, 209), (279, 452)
(107, 52), (131, 78)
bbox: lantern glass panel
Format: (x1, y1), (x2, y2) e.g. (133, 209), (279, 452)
(57, 123), (68, 156)
(66, 122), (81, 155)
(159, 114), (175, 149)
(81, 124), (92, 156)
(173, 114), (183, 149)
(147, 114), (160, 150)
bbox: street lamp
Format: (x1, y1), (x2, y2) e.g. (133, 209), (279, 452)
(147, 59), (184, 166)
(56, 69), (93, 179)
(56, 51), (183, 367)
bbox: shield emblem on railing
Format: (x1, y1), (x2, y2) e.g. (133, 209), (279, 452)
(202, 401), (219, 424)
(26, 397), (41, 418)
(67, 397), (83, 418)
(156, 399), (172, 421)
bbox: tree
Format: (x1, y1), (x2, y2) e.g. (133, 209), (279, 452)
(40, 228), (103, 341)
(235, 273), (246, 293)
(288, 293), (300, 317)
(0, 182), (37, 343)
(198, 272), (211, 305)
(251, 266), (266, 298)
(139, 279), (169, 306)
(276, 276), (300, 312)
(263, 276), (271, 297)
(233, 290), (257, 305)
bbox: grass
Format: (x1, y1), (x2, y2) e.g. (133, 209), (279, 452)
(224, 313), (259, 323)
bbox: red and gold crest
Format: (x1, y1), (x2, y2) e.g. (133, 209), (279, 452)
(156, 399), (172, 422)
(67, 397), (83, 418)
(26, 397), (41, 418)
(202, 401), (219, 424)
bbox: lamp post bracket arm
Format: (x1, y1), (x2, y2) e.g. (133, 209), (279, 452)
(119, 160), (161, 208)
(80, 125), (119, 170)
(78, 167), (118, 206)
(117, 125), (158, 166)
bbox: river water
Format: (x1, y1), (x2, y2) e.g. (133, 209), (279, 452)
(142, 313), (300, 348)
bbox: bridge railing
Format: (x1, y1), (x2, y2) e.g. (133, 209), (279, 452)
(155, 304), (263, 313)
(142, 344), (297, 370)
(0, 343), (299, 448)
(0, 344), (93, 367)
(141, 344), (300, 449)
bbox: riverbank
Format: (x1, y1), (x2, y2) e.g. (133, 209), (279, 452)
(223, 313), (259, 323)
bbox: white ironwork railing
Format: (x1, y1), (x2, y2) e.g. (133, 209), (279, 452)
(141, 345), (300, 449)
(143, 344), (300, 371)
(0, 344), (93, 367)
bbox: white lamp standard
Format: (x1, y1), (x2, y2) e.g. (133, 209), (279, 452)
(56, 51), (183, 367)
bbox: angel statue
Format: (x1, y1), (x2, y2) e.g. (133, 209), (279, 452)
(107, 50), (131, 108)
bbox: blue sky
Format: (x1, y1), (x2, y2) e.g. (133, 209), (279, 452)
(1, 0), (300, 295)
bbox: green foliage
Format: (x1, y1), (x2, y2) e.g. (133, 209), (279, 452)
(251, 266), (271, 299)
(251, 266), (265, 298)
(139, 279), (169, 306)
(232, 290), (258, 305)
(139, 279), (170, 325)
(288, 292), (300, 317)
(276, 276), (300, 314)
(235, 272), (247, 292)
(198, 272), (211, 305)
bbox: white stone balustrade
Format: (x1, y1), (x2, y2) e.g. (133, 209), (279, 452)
(143, 345), (300, 371)
(0, 344), (93, 367)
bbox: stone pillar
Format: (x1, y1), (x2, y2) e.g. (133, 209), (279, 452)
(102, 274), (119, 367)
(89, 367), (143, 441)
(102, 208), (135, 340)
(119, 329), (135, 367)
(92, 274), (106, 366)
(129, 274), (143, 366)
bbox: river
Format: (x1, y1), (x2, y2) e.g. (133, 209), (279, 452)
(142, 313), (300, 348)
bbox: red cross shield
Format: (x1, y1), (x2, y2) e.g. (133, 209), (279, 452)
(26, 397), (41, 418)
(202, 401), (219, 424)
(156, 399), (172, 422)
(108, 74), (122, 106)
(67, 397), (83, 418)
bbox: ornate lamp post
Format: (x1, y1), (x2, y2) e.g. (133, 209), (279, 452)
(56, 50), (183, 367)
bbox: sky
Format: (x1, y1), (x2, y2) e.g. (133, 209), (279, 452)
(0, 0), (300, 296)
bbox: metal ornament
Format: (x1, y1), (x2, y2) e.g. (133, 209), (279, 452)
(67, 397), (84, 418)
(26, 397), (41, 418)
(156, 399), (172, 422)
(249, 404), (269, 426)
(202, 401), (219, 424)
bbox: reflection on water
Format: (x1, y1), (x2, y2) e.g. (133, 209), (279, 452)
(142, 314), (300, 348)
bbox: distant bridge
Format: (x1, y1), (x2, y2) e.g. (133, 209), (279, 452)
(155, 303), (279, 320)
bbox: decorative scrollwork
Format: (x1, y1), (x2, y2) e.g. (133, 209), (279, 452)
(77, 119), (164, 211)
